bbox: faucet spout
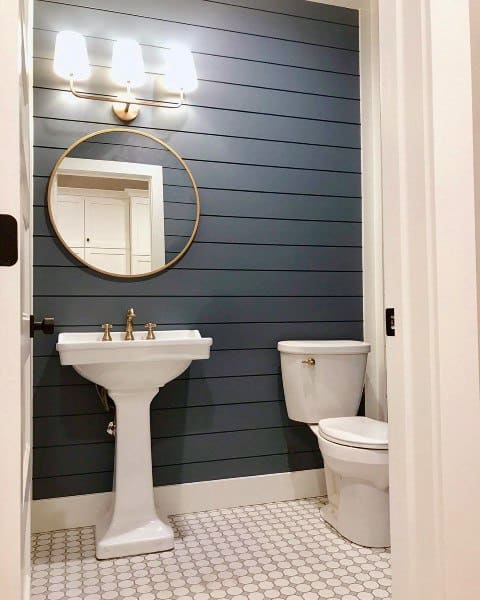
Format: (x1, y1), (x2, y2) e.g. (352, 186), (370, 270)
(125, 307), (136, 340)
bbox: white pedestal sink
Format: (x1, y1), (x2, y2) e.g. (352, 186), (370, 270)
(56, 330), (212, 559)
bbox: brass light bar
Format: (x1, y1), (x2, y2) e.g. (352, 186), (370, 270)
(69, 79), (184, 123)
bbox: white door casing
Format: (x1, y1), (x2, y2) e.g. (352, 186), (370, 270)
(379, 1), (480, 598)
(315, 1), (480, 597)
(0, 0), (33, 598)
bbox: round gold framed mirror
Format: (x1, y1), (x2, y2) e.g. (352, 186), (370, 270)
(47, 128), (200, 278)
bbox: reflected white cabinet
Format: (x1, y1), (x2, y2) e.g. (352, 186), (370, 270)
(55, 194), (84, 247)
(52, 187), (151, 274)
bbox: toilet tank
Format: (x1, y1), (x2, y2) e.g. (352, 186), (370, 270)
(278, 340), (370, 423)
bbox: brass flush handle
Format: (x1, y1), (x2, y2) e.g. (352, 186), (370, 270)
(101, 323), (113, 341)
(302, 357), (316, 366)
(145, 322), (157, 340)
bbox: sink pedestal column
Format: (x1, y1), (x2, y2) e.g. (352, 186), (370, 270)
(95, 388), (174, 559)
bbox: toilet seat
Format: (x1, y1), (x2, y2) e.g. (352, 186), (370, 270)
(318, 416), (388, 450)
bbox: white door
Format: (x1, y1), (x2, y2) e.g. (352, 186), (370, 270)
(0, 0), (33, 598)
(85, 195), (130, 249)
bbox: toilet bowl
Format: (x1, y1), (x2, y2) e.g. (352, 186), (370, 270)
(278, 340), (390, 548)
(314, 417), (389, 547)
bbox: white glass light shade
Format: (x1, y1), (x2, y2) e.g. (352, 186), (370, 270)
(53, 31), (91, 81)
(164, 45), (198, 93)
(111, 39), (145, 88)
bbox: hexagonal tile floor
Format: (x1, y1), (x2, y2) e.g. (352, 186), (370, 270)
(31, 497), (391, 600)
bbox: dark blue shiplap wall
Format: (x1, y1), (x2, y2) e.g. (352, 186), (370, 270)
(33, 0), (361, 499)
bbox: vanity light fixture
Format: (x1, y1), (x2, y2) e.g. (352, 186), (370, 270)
(53, 31), (198, 123)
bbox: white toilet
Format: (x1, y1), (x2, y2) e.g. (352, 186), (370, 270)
(278, 340), (389, 548)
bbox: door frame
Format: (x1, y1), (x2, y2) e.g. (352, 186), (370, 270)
(0, 0), (33, 598)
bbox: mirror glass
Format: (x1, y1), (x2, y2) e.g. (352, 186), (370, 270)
(47, 129), (199, 277)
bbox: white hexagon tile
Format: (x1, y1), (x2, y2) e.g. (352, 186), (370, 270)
(31, 497), (391, 600)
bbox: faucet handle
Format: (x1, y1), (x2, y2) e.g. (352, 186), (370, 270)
(101, 323), (113, 341)
(145, 322), (157, 340)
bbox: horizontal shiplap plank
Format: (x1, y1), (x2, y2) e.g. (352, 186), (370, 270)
(33, 450), (323, 499)
(39, 0), (358, 49)
(34, 175), (361, 221)
(35, 147), (361, 195)
(33, 296), (363, 327)
(34, 237), (363, 271)
(34, 119), (361, 173)
(144, 401), (295, 436)
(34, 208), (362, 245)
(35, 73), (360, 128)
(35, 2), (356, 72)
(33, 425), (318, 477)
(34, 88), (361, 148)
(34, 38), (360, 101)
(34, 442), (114, 478)
(34, 266), (362, 297)
(33, 348), (284, 387)
(34, 400), (292, 447)
(166, 204), (196, 221)
(35, 145), (360, 190)
(198, 0), (358, 26)
(33, 322), (363, 357)
(34, 33), (358, 97)
(33, 374), (286, 416)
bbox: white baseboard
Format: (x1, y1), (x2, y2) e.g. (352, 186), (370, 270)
(32, 468), (326, 533)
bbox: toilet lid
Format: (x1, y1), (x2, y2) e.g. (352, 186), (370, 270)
(318, 417), (388, 450)
(277, 340), (370, 355)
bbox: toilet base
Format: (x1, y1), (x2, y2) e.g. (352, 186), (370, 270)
(320, 484), (390, 549)
(320, 503), (340, 534)
(320, 503), (389, 548)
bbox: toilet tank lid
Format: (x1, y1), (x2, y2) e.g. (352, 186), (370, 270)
(277, 340), (371, 355)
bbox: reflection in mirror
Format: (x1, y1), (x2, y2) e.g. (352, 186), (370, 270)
(48, 129), (199, 278)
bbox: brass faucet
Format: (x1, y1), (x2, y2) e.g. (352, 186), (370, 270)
(125, 307), (136, 340)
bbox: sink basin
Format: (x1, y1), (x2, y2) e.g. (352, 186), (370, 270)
(56, 329), (212, 559)
(57, 330), (212, 389)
